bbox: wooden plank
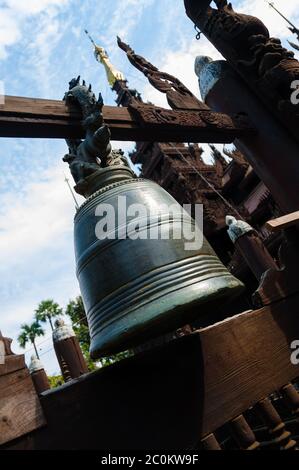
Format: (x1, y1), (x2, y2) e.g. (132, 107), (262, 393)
(0, 368), (46, 445)
(197, 297), (299, 436)
(266, 211), (299, 233)
(3, 294), (299, 449)
(0, 95), (254, 143)
(0, 339), (4, 366)
(0, 354), (26, 377)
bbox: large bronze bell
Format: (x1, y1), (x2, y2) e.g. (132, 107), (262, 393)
(63, 79), (244, 358)
(74, 166), (244, 358)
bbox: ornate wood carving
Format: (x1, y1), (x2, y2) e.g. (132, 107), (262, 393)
(184, 0), (299, 144)
(117, 36), (209, 110)
(128, 100), (255, 139)
(0, 95), (254, 143)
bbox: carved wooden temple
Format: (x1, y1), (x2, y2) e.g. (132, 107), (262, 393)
(1, 0), (299, 452)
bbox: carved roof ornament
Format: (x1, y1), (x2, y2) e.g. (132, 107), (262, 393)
(85, 30), (126, 87)
(222, 145), (249, 170)
(209, 144), (228, 169)
(0, 330), (13, 357)
(117, 36), (209, 110)
(185, 0), (299, 144)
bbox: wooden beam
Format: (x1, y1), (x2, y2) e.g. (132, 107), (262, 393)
(266, 211), (299, 233)
(0, 95), (255, 143)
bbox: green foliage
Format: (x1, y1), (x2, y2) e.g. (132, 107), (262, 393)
(18, 321), (45, 358)
(48, 375), (64, 389)
(65, 296), (87, 326)
(65, 296), (132, 370)
(35, 299), (63, 331)
(65, 296), (96, 371)
(99, 350), (133, 368)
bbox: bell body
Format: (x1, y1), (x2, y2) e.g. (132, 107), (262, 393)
(74, 167), (243, 357)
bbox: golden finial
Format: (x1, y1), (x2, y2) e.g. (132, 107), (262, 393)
(85, 30), (126, 87)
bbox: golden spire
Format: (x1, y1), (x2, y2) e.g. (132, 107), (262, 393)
(85, 30), (126, 87)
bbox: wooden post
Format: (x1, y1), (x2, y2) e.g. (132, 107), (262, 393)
(29, 355), (50, 394)
(226, 216), (278, 281)
(53, 319), (88, 382)
(230, 414), (260, 450)
(195, 58), (299, 213)
(281, 384), (299, 418)
(201, 433), (221, 450)
(254, 398), (297, 450)
(0, 331), (45, 445)
(253, 212), (299, 306)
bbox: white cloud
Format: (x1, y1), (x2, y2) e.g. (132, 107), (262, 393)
(100, 0), (154, 52)
(239, 0), (299, 38)
(0, 162), (82, 264)
(0, 0), (70, 61)
(141, 0), (299, 107)
(0, 160), (82, 374)
(5, 0), (69, 15)
(0, 8), (21, 59)
(142, 38), (222, 107)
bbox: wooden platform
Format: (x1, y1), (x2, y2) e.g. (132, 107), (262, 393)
(2, 293), (299, 450)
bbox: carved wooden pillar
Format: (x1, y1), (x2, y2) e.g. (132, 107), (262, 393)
(201, 433), (221, 450)
(226, 216), (278, 281)
(281, 384), (299, 419)
(195, 58), (299, 214)
(29, 355), (50, 394)
(53, 319), (88, 382)
(185, 1), (299, 201)
(229, 414), (260, 450)
(254, 398), (297, 450)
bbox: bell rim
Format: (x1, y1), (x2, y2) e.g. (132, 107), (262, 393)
(89, 274), (244, 358)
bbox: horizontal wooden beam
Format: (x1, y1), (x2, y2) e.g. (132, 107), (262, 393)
(266, 211), (299, 233)
(0, 95), (255, 143)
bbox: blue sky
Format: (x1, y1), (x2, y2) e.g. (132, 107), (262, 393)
(0, 0), (298, 374)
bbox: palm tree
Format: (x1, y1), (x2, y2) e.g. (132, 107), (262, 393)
(65, 296), (88, 326)
(35, 299), (63, 331)
(18, 321), (45, 358)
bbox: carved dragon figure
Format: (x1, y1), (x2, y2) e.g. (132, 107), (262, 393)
(63, 77), (129, 193)
(193, 0), (269, 56)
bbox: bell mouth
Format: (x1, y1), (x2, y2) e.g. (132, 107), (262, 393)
(75, 165), (136, 199)
(89, 270), (244, 358)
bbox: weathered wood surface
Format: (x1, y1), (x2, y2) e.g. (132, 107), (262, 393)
(0, 335), (46, 446)
(266, 212), (299, 233)
(0, 95), (255, 143)
(0, 368), (46, 445)
(54, 336), (88, 382)
(3, 294), (299, 450)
